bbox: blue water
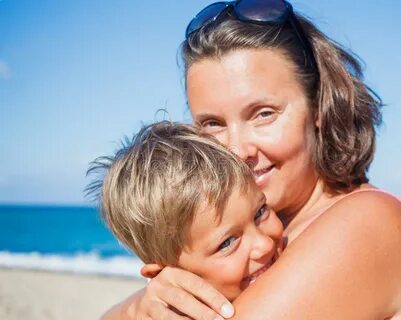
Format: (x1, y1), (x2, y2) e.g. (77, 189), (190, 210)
(0, 205), (128, 257)
(0, 205), (142, 276)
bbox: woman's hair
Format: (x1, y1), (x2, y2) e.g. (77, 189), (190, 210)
(181, 12), (382, 193)
(86, 121), (254, 266)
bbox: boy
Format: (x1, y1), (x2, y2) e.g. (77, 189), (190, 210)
(88, 121), (282, 301)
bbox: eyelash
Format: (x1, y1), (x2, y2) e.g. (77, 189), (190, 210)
(218, 236), (237, 252)
(256, 110), (274, 119)
(200, 108), (275, 128)
(217, 204), (268, 252)
(201, 120), (221, 129)
(254, 204), (268, 223)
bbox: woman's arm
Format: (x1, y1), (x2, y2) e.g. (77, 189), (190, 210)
(101, 268), (234, 320)
(231, 191), (401, 319)
(101, 289), (144, 320)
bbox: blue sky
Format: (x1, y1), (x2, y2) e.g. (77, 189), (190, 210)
(0, 0), (400, 204)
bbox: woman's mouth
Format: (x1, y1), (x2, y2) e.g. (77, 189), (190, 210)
(253, 165), (275, 188)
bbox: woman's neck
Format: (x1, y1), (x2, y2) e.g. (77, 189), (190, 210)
(279, 179), (336, 242)
(280, 181), (375, 243)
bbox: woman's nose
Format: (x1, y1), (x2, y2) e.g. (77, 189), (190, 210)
(227, 126), (257, 161)
(249, 230), (275, 261)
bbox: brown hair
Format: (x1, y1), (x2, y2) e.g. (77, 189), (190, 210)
(86, 121), (254, 266)
(181, 12), (382, 192)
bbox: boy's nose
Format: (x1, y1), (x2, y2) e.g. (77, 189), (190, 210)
(249, 230), (275, 261)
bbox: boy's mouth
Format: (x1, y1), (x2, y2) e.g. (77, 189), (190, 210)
(243, 251), (279, 284)
(253, 165), (275, 187)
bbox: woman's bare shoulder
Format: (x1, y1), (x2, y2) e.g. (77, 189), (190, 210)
(333, 188), (401, 215)
(290, 189), (401, 286)
(232, 190), (401, 319)
(311, 189), (401, 242)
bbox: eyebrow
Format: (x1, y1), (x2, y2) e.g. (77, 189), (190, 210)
(193, 97), (280, 122)
(193, 113), (225, 124)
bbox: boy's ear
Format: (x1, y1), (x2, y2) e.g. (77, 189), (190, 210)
(140, 263), (163, 279)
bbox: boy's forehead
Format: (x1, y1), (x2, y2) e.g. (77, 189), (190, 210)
(185, 201), (222, 250)
(184, 185), (262, 251)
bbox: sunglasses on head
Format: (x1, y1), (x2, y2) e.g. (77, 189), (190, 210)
(186, 0), (316, 69)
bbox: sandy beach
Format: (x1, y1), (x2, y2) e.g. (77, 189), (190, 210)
(0, 268), (146, 320)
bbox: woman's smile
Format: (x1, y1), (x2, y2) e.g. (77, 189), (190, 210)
(253, 165), (276, 189)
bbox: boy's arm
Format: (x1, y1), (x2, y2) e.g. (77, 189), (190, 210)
(231, 191), (401, 319)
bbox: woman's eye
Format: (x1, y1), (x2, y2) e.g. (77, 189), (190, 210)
(254, 204), (268, 223)
(257, 110), (274, 119)
(201, 120), (220, 128)
(218, 236), (237, 251)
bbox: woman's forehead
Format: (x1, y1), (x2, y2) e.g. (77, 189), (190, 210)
(186, 49), (302, 113)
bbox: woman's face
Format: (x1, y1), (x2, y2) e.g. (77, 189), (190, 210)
(187, 49), (319, 215)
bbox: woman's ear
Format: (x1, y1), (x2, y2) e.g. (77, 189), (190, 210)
(140, 263), (163, 279)
(314, 109), (321, 129)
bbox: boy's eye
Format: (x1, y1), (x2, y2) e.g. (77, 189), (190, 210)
(218, 236), (237, 251)
(254, 204), (268, 223)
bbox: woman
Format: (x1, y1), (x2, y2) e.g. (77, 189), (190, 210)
(103, 0), (401, 319)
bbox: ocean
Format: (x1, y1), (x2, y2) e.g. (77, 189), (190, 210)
(0, 205), (142, 277)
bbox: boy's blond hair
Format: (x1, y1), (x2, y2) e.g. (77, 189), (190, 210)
(87, 121), (254, 266)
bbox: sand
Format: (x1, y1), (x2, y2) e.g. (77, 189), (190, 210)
(0, 268), (146, 320)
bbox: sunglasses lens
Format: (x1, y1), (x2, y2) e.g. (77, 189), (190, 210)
(236, 0), (288, 23)
(186, 2), (229, 37)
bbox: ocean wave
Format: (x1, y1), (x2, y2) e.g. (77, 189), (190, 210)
(0, 251), (144, 278)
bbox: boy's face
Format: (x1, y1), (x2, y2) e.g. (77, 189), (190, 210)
(177, 184), (283, 301)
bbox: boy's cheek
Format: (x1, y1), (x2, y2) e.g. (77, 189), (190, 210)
(269, 210), (285, 246)
(278, 235), (288, 255)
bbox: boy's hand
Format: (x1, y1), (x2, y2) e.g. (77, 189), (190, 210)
(124, 266), (234, 320)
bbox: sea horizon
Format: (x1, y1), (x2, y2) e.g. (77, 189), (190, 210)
(0, 204), (143, 278)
